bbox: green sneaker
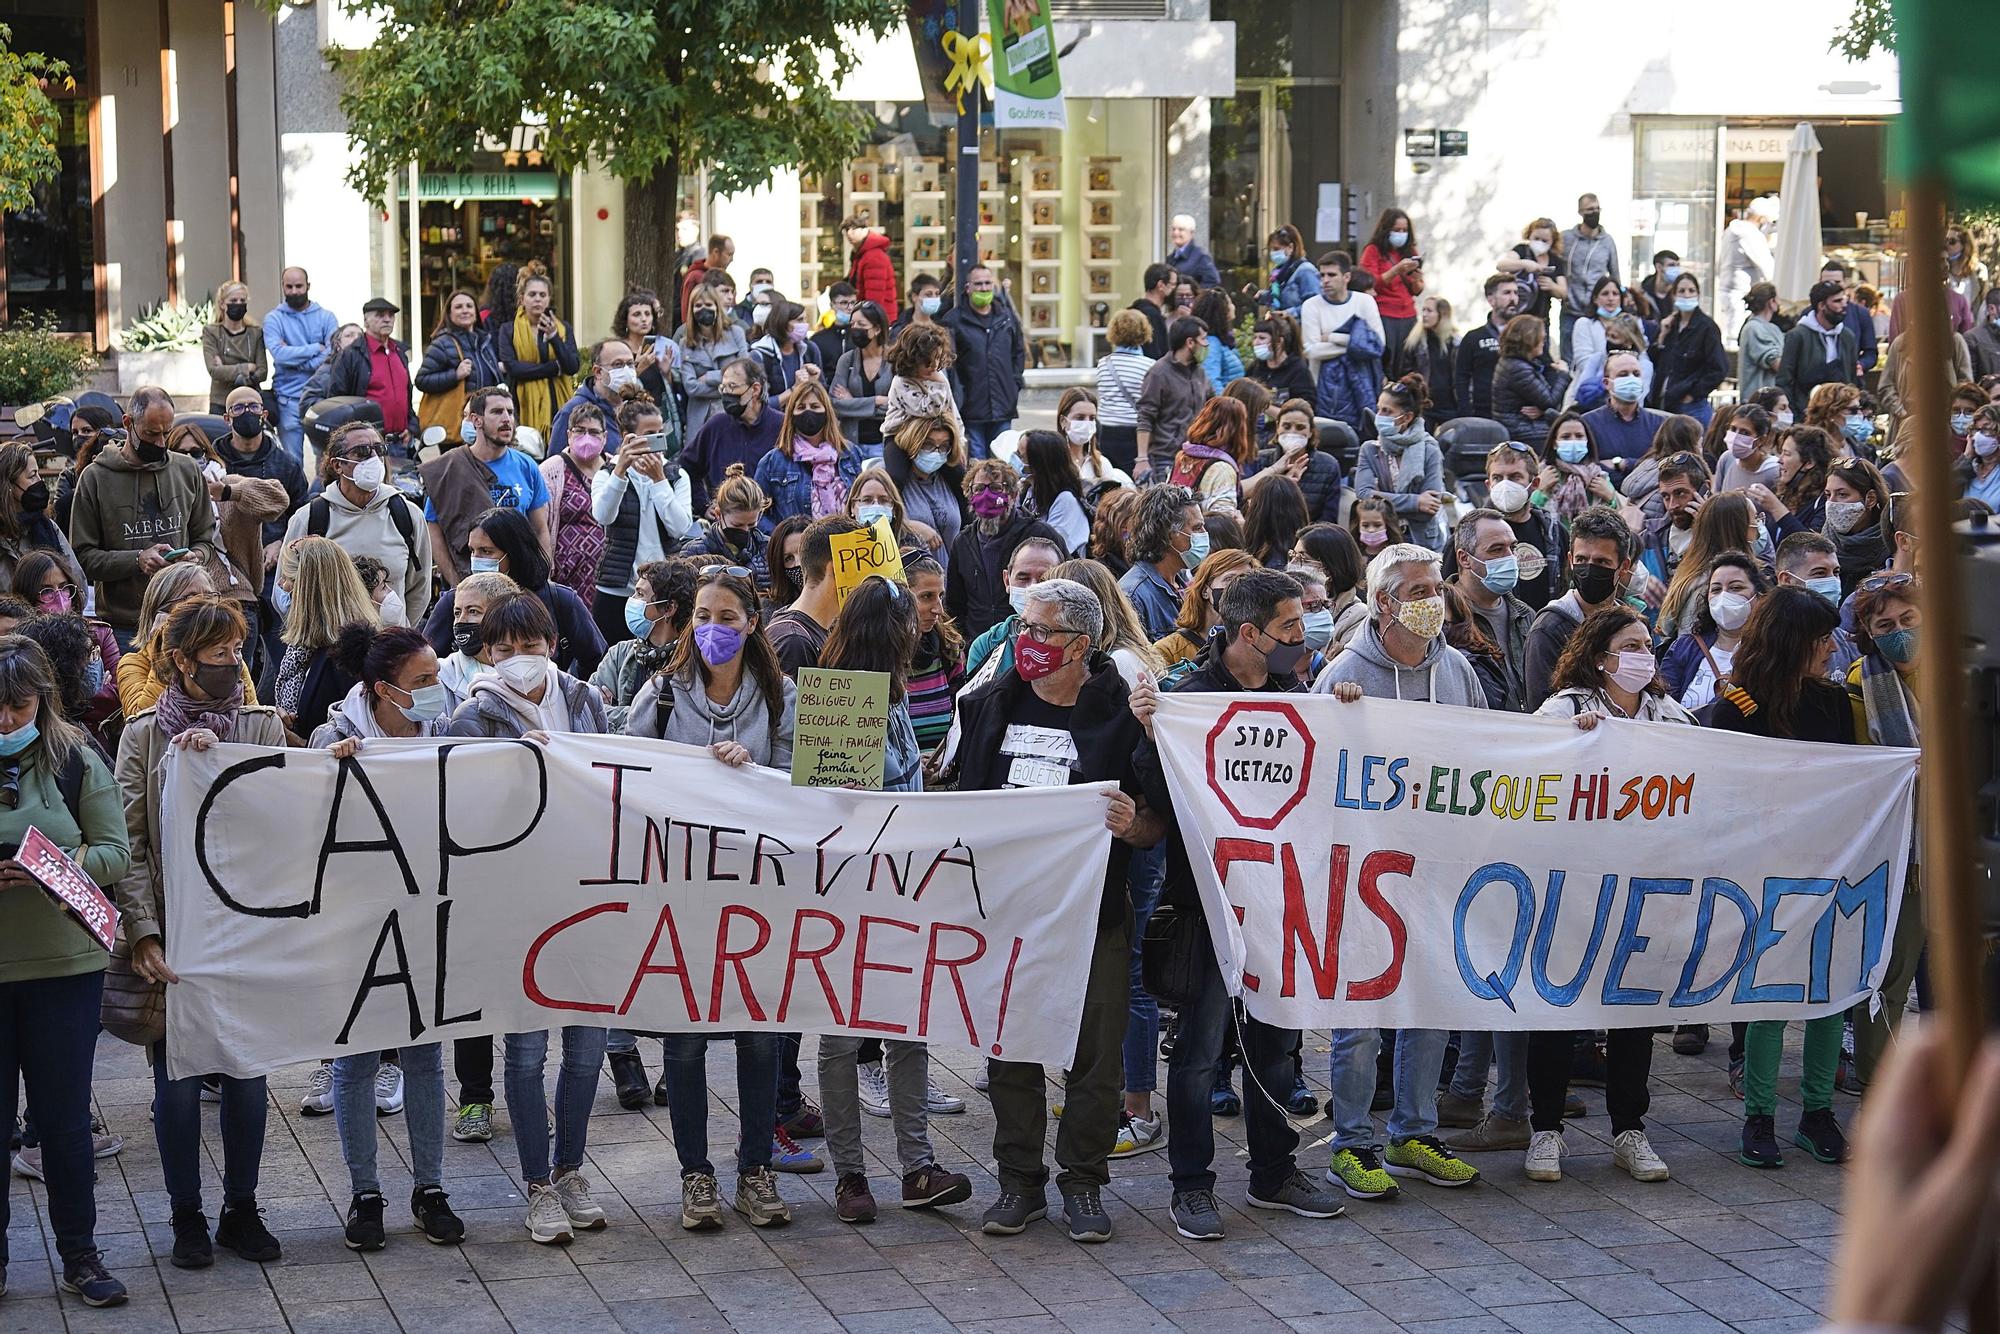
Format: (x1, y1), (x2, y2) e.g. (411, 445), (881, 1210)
(1386, 1135), (1481, 1188)
(1324, 1147), (1400, 1200)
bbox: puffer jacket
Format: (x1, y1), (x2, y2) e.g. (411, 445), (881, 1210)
(414, 327), (504, 399)
(846, 232), (900, 321)
(1492, 355), (1571, 446)
(674, 324), (750, 436)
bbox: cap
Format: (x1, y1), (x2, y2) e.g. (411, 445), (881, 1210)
(361, 297), (399, 315)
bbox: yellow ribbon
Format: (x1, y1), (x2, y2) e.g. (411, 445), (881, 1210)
(939, 30), (992, 116)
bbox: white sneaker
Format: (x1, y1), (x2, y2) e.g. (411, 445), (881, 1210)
(972, 1066), (989, 1092)
(1110, 1112), (1165, 1157)
(1612, 1129), (1669, 1182)
(924, 1076), (965, 1115)
(300, 1063), (335, 1116)
(525, 1181), (573, 1244)
(856, 1061), (891, 1118)
(374, 1063), (404, 1117)
(1524, 1130), (1565, 1182)
(554, 1170), (609, 1230)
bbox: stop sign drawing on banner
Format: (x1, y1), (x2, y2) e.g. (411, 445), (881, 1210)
(1204, 700), (1314, 830)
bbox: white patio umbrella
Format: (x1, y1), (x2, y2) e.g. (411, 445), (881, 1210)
(1773, 122), (1826, 303)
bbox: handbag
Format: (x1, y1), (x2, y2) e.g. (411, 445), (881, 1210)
(416, 333), (472, 435)
(100, 932), (166, 1047)
(1141, 903), (1204, 1007)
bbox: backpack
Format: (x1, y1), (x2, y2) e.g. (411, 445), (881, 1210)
(55, 749), (85, 826)
(308, 491), (419, 576)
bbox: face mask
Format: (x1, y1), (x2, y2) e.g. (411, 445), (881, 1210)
(1571, 562), (1618, 604)
(1007, 586), (1032, 616)
(751, 305), (771, 328)
(470, 555), (502, 574)
(833, 309), (852, 326)
(920, 296), (943, 316)
(1269, 249), (1290, 266)
(1302, 607), (1336, 650)
(451, 619), (482, 656)
(494, 654), (548, 693)
(968, 291), (994, 310)
(1258, 630), (1309, 676)
(914, 448), (947, 475)
(1488, 479), (1529, 513)
(693, 308), (718, 328)
(36, 588), (71, 614)
(569, 433), (606, 461)
(1975, 432), (2000, 458)
(1595, 305), (1620, 320)
(622, 596), (658, 638)
(1803, 574), (1843, 606)
(225, 409), (263, 440)
(1252, 342), (1272, 361)
(135, 441), (169, 465)
(19, 480), (49, 513)
(0, 722), (38, 758)
(787, 322), (811, 345)
(1842, 415), (1874, 444)
(190, 660), (240, 701)
(969, 489), (1011, 520)
(1278, 432), (1308, 455)
(1014, 633), (1068, 681)
(1876, 626), (1919, 665)
(1528, 237), (1551, 256)
(1184, 529), (1211, 565)
(285, 292), (309, 310)
(752, 283), (773, 297)
(1477, 553), (1519, 595)
(1610, 375), (1645, 403)
(791, 410), (827, 438)
(1826, 499), (1867, 533)
(686, 622), (741, 667)
(855, 503), (894, 526)
(1725, 431), (1756, 459)
(460, 419), (479, 445)
(347, 455), (387, 489)
(1774, 411), (1794, 427)
(1387, 229), (1409, 248)
(1065, 419), (1095, 446)
(1581, 210), (1602, 228)
(1359, 528), (1389, 550)
(1663, 265), (1682, 283)
(388, 681), (449, 723)
(1951, 413), (1975, 436)
(1604, 649), (1656, 693)
(721, 392), (751, 420)
(607, 367), (639, 395)
(1673, 296), (1699, 314)
(1373, 413), (1400, 438)
(1555, 440), (1589, 465)
(222, 301), (249, 322)
(1392, 594), (1446, 639)
(1708, 590), (1753, 632)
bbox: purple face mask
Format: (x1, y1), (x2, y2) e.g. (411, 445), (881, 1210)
(969, 488), (1011, 519)
(694, 622), (744, 667)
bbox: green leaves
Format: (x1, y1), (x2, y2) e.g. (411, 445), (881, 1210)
(0, 23), (72, 214)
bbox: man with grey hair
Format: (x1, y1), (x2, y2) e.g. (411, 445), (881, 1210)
(1117, 483), (1205, 639)
(1311, 543), (1486, 1202)
(952, 576), (1164, 1245)
(1449, 507), (1534, 712)
(1164, 215), (1220, 289)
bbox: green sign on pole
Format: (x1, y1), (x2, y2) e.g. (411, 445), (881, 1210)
(396, 169), (560, 202)
(987, 0), (1064, 129)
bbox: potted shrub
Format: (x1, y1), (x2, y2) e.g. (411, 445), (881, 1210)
(117, 298), (212, 398)
(0, 310), (98, 422)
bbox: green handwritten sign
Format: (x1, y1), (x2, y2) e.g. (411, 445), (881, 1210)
(791, 667), (891, 790)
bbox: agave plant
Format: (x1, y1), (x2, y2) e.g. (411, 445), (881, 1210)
(122, 298), (215, 352)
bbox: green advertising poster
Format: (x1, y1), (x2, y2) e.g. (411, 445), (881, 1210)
(986, 0), (1065, 129)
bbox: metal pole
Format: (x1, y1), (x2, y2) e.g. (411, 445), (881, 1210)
(953, 7), (979, 299)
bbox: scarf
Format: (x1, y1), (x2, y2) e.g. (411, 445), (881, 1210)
(509, 309), (577, 435)
(793, 439), (845, 517)
(154, 679), (243, 741)
(1825, 513), (1891, 581)
(1549, 459), (1601, 526)
(1859, 652), (1919, 747)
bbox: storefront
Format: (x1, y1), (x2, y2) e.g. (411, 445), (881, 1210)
(393, 159), (573, 341)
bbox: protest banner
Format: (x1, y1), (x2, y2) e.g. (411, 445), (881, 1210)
(829, 517), (905, 605)
(18, 826), (117, 951)
(793, 667), (891, 789)
(1150, 694), (1919, 1031)
(161, 735), (1115, 1079)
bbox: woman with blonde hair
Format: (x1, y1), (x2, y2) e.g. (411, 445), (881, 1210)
(885, 414), (968, 560)
(1094, 308), (1155, 475)
(1050, 557), (1164, 685)
(202, 279), (267, 413)
(500, 265), (580, 436)
(269, 535), (381, 738)
(754, 381), (861, 521)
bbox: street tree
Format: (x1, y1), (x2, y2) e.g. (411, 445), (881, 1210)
(0, 23), (70, 213)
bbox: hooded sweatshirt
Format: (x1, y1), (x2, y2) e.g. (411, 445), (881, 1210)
(281, 480), (433, 627)
(1524, 590), (1592, 709)
(1310, 619), (1489, 708)
(69, 447), (219, 631)
(309, 680), (457, 747)
(626, 666), (796, 771)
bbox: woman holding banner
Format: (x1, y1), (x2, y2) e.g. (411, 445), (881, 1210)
(0, 637), (133, 1307)
(114, 597), (288, 1270)
(625, 566), (802, 1227)
(1709, 584), (1856, 1169)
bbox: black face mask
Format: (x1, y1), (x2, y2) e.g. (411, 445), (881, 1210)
(720, 393), (750, 420)
(792, 411), (827, 438)
(19, 480), (49, 513)
(224, 302), (248, 321)
(1571, 563), (1618, 604)
(694, 309), (717, 328)
(189, 660), (240, 701)
(284, 292), (309, 310)
(849, 327), (871, 346)
(230, 412), (263, 439)
(134, 440), (168, 465)
(1581, 210), (1601, 229)
(451, 620), (482, 656)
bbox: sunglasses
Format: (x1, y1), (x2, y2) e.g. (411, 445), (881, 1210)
(698, 563), (753, 579)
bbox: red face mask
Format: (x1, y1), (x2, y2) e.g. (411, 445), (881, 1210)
(1015, 634), (1068, 681)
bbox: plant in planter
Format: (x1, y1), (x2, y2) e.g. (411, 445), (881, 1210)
(0, 310), (98, 410)
(117, 297), (213, 398)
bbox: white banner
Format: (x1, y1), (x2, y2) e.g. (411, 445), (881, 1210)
(1152, 694), (1919, 1031)
(162, 737), (1115, 1078)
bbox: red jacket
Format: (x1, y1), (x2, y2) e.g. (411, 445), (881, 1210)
(678, 259), (709, 321)
(846, 232), (899, 321)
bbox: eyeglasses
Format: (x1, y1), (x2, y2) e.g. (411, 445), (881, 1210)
(340, 445), (385, 461)
(698, 563), (753, 579)
(225, 403), (263, 417)
(38, 582), (78, 602)
(1859, 572), (1915, 593)
(1020, 621), (1085, 645)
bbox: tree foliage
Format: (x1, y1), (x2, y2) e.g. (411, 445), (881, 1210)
(0, 23), (71, 214)
(1831, 0), (1895, 58)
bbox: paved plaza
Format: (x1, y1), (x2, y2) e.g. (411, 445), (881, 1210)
(5, 1029), (1867, 1333)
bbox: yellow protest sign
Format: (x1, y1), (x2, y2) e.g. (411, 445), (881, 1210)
(829, 516), (906, 605)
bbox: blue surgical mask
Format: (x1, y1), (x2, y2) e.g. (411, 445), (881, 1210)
(1876, 626), (1918, 665)
(470, 555), (501, 574)
(1674, 296), (1699, 314)
(1950, 412), (1974, 436)
(460, 419), (478, 446)
(1185, 529), (1211, 565)
(1387, 229), (1409, 248)
(390, 682), (449, 723)
(625, 595), (659, 638)
(914, 448), (947, 475)
(1373, 413), (1399, 438)
(1610, 375), (1644, 403)
(1008, 586), (1031, 616)
(1842, 415), (1874, 443)
(833, 309), (852, 326)
(919, 296), (942, 317)
(1804, 574), (1844, 606)
(1269, 249), (1290, 266)
(1595, 306), (1620, 320)
(0, 721), (36, 757)
(1663, 265), (1682, 283)
(1301, 607), (1336, 650)
(1556, 441), (1589, 465)
(1478, 553), (1520, 595)
(855, 503), (894, 526)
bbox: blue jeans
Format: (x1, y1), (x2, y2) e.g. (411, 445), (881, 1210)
(333, 1044), (445, 1196)
(151, 1039), (267, 1212)
(0, 970), (102, 1264)
(1677, 399), (1714, 428)
(276, 396), (306, 462)
(503, 1027), (607, 1183)
(1122, 845), (1165, 1095)
(964, 419), (1010, 460)
(1447, 1030), (1529, 1121)
(776, 1033), (804, 1118)
(607, 1029), (664, 1058)
(1329, 1026), (1448, 1150)
(660, 1032), (781, 1176)
(1166, 930), (1299, 1197)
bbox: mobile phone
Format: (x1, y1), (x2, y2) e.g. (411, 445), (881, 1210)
(1411, 256), (1424, 268)
(162, 547), (191, 560)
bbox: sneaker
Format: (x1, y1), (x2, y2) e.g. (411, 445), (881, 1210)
(1671, 1024), (1709, 1055)
(1524, 1130), (1566, 1182)
(734, 1166), (792, 1227)
(344, 1191), (387, 1251)
(200, 1075), (222, 1103)
(1570, 1041), (1608, 1087)
(9, 1146), (40, 1181)
(300, 1063), (335, 1116)
(778, 1098), (823, 1140)
(901, 1163), (972, 1209)
(769, 1125), (823, 1173)
(1170, 1188), (1224, 1240)
(1728, 1056), (1745, 1100)
(57, 1254), (126, 1308)
(1445, 1114), (1531, 1152)
(1612, 1129), (1670, 1181)
(980, 1189), (1048, 1235)
(215, 1200), (282, 1262)
(1062, 1188), (1112, 1243)
(1740, 1114), (1784, 1169)
(1110, 1111), (1165, 1157)
(525, 1181), (573, 1243)
(1325, 1147), (1400, 1200)
(1834, 1055), (1867, 1096)
(1564, 1091), (1588, 1118)
(1210, 1075), (1241, 1117)
(680, 1172), (723, 1230)
(972, 1066), (990, 1092)
(451, 1103), (493, 1142)
(856, 1061), (891, 1117)
(374, 1063), (405, 1116)
(1385, 1135), (1481, 1188)
(411, 1185), (465, 1244)
(169, 1206), (213, 1268)
(835, 1172), (877, 1223)
(608, 1050), (650, 1111)
(1246, 1170), (1346, 1219)
(1435, 1091), (1485, 1129)
(554, 1170), (608, 1230)
(1793, 1108), (1850, 1163)
(924, 1075), (966, 1114)
(1285, 1073), (1320, 1117)
(92, 1120), (123, 1158)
